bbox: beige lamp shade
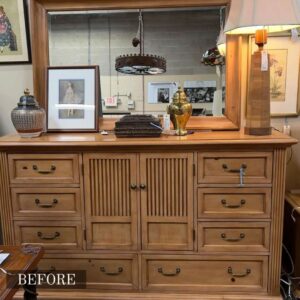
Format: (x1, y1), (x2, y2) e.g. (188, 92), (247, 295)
(224, 0), (300, 34)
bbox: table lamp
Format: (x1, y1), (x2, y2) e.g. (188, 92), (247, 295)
(224, 0), (300, 135)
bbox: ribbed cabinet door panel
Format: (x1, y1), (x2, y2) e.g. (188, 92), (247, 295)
(140, 153), (194, 251)
(83, 153), (138, 250)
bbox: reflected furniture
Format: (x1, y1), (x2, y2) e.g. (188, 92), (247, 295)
(0, 130), (296, 299)
(29, 0), (242, 130)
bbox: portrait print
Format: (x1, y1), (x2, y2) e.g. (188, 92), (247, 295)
(59, 79), (85, 119)
(0, 0), (30, 63)
(157, 88), (170, 103)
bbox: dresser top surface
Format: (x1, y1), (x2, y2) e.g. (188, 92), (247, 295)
(0, 129), (297, 149)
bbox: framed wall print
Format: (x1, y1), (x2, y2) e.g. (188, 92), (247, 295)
(0, 0), (31, 64)
(47, 66), (100, 132)
(250, 35), (300, 116)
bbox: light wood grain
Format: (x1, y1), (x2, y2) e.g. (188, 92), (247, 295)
(198, 151), (273, 184)
(268, 148), (287, 295)
(11, 187), (81, 218)
(0, 152), (14, 244)
(83, 153), (138, 250)
(197, 188), (271, 219)
(142, 255), (268, 293)
(8, 154), (80, 184)
(39, 254), (139, 290)
(197, 222), (270, 253)
(140, 153), (194, 251)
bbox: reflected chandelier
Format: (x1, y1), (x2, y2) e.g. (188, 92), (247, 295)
(115, 10), (166, 75)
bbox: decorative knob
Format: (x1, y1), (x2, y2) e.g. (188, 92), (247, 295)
(140, 184), (146, 189)
(130, 184), (137, 190)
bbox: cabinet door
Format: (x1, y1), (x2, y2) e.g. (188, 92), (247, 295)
(140, 153), (194, 250)
(84, 153), (138, 250)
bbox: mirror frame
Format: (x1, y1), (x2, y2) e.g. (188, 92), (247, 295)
(29, 0), (242, 130)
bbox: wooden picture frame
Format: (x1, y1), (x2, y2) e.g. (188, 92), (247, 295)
(249, 35), (300, 117)
(0, 0), (31, 64)
(46, 66), (100, 132)
(29, 0), (242, 131)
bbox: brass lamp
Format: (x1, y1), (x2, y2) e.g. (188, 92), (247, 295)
(224, 0), (300, 135)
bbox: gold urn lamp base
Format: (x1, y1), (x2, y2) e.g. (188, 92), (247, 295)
(168, 87), (192, 136)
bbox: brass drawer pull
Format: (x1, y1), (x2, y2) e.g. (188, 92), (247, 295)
(35, 198), (58, 208)
(37, 231), (60, 240)
(221, 199), (246, 209)
(32, 165), (56, 174)
(158, 267), (181, 276)
(222, 164), (247, 187)
(100, 266), (123, 276)
(221, 233), (245, 242)
(228, 267), (251, 278)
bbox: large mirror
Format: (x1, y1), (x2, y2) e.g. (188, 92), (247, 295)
(29, 0), (241, 130)
(48, 8), (225, 117)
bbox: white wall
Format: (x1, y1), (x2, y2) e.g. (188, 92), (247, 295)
(0, 65), (33, 136)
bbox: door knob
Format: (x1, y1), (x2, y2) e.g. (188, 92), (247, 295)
(140, 184), (146, 189)
(130, 184), (137, 190)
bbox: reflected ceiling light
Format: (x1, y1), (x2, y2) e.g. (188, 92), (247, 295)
(115, 10), (166, 75)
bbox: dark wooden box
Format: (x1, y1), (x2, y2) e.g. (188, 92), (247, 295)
(283, 192), (300, 277)
(114, 115), (162, 138)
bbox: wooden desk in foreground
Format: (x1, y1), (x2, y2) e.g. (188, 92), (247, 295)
(0, 245), (44, 300)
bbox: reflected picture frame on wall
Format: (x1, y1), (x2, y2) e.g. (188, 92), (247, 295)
(46, 66), (100, 132)
(249, 35), (300, 117)
(0, 0), (31, 64)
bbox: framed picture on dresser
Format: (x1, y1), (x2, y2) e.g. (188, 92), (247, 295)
(0, 0), (31, 64)
(46, 66), (100, 132)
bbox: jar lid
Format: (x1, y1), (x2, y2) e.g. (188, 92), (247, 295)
(18, 89), (38, 107)
(172, 87), (187, 102)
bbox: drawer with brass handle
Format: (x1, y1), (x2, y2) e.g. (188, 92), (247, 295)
(142, 254), (267, 292)
(197, 188), (271, 219)
(14, 221), (83, 250)
(38, 254), (138, 290)
(11, 188), (81, 217)
(8, 154), (80, 184)
(197, 222), (270, 252)
(197, 152), (273, 185)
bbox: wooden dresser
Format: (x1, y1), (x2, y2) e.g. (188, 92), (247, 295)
(0, 130), (296, 300)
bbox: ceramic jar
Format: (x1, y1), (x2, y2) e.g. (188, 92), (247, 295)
(11, 89), (45, 138)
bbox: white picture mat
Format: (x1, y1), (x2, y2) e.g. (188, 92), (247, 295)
(0, 0), (29, 63)
(48, 68), (96, 130)
(250, 36), (300, 116)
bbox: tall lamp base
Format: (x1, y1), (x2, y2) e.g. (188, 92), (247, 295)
(245, 48), (271, 136)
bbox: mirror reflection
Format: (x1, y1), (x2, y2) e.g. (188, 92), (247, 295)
(48, 7), (226, 117)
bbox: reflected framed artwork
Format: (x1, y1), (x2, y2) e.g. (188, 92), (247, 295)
(250, 35), (300, 116)
(0, 0), (31, 64)
(47, 66), (100, 132)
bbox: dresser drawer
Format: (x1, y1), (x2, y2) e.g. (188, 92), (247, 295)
(198, 222), (270, 252)
(11, 188), (81, 217)
(142, 255), (267, 292)
(14, 221), (82, 250)
(198, 188), (271, 219)
(198, 152), (273, 184)
(8, 154), (80, 184)
(39, 254), (138, 290)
